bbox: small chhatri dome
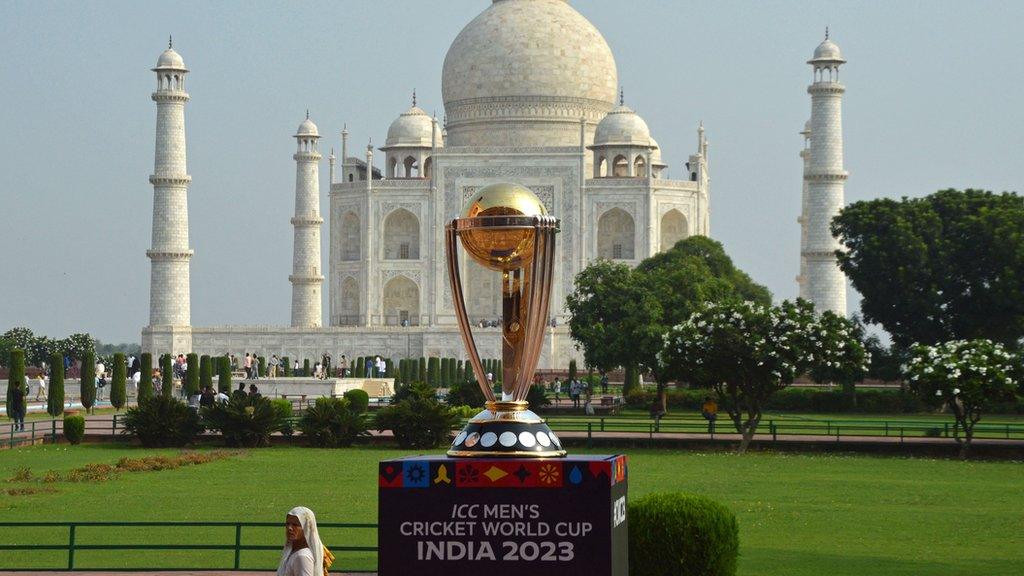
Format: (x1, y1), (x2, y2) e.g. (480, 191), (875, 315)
(384, 105), (442, 148)
(593, 105), (652, 147)
(154, 37), (186, 70)
(809, 38), (845, 64)
(296, 115), (319, 137)
(649, 137), (666, 168)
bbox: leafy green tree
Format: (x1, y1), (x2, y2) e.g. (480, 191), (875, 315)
(807, 311), (869, 401)
(6, 349), (26, 420)
(566, 260), (662, 380)
(30, 337), (59, 368)
(904, 339), (1018, 458)
(0, 337), (14, 369)
(138, 353), (154, 403)
(110, 353), (127, 410)
(80, 351), (96, 413)
(661, 299), (860, 453)
(833, 189), (1024, 347)
(62, 333), (95, 362)
(47, 352), (65, 417)
(3, 328), (34, 355)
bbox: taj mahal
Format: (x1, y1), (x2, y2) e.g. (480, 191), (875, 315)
(141, 0), (849, 366)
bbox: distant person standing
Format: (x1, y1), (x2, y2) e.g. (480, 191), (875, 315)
(365, 356), (375, 378)
(338, 355), (348, 378)
(35, 373), (48, 401)
(9, 381), (26, 431)
(375, 356), (386, 378)
(244, 353), (253, 379)
(270, 355), (281, 378)
(600, 373), (609, 394)
(322, 352), (332, 378)
(701, 396), (718, 434)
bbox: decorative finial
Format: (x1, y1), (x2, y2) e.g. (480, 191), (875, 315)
(412, 89), (417, 107)
(305, 109), (309, 120)
(619, 87), (624, 106)
(168, 35), (173, 49)
(825, 26), (829, 40)
(342, 123), (348, 133)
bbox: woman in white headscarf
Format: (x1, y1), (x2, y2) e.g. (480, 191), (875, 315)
(278, 506), (333, 576)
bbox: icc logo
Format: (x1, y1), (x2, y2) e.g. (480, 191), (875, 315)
(613, 496), (626, 527)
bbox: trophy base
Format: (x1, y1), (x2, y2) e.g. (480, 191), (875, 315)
(447, 401), (566, 458)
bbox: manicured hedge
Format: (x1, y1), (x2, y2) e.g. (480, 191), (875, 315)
(63, 414), (86, 445)
(629, 492), (739, 576)
(625, 386), (1024, 415)
(185, 353), (199, 396)
(47, 352), (65, 417)
(80, 351), (96, 412)
(110, 352), (127, 410)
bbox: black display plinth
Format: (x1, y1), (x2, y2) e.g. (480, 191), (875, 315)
(378, 455), (628, 576)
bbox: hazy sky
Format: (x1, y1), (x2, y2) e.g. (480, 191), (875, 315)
(1, 0), (1021, 344)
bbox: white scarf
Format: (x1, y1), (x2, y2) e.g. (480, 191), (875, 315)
(277, 506), (324, 576)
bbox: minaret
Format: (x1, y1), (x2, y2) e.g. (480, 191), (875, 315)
(144, 38), (193, 355)
(796, 120), (811, 298)
(289, 112), (324, 327)
(803, 30), (848, 315)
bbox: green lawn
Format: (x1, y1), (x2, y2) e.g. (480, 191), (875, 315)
(1, 444), (1022, 575)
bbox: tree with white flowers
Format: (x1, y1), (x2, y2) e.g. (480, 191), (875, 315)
(660, 299), (867, 454)
(903, 339), (1017, 458)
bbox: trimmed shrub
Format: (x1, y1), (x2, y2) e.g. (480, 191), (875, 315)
(6, 349), (27, 420)
(299, 397), (368, 448)
(258, 356), (267, 377)
(428, 357), (440, 386)
(456, 359), (465, 383)
(446, 380), (486, 409)
(418, 357), (427, 383)
(110, 352), (127, 410)
(271, 398), (294, 436)
(218, 356), (232, 393)
(526, 383), (551, 408)
(623, 387), (942, 415)
(199, 355), (212, 391)
(138, 353), (154, 403)
(122, 396), (202, 448)
(628, 492), (739, 576)
(201, 395), (281, 448)
(161, 354), (173, 398)
(63, 414), (86, 445)
(303, 359), (311, 378)
(495, 360), (503, 384)
(343, 388), (370, 414)
(185, 353), (199, 396)
(375, 396), (459, 449)
(80, 351), (96, 413)
(47, 352), (65, 417)
(385, 357), (395, 379)
(282, 356), (291, 377)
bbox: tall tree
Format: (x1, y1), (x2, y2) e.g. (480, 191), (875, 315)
(80, 351), (96, 413)
(47, 352), (65, 417)
(833, 189), (1024, 347)
(565, 260), (662, 378)
(6, 349), (26, 420)
(138, 353), (154, 403)
(110, 353), (127, 410)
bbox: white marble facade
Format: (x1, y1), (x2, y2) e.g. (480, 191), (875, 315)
(144, 0), (713, 365)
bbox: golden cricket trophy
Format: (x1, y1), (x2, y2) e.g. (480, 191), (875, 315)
(445, 182), (565, 457)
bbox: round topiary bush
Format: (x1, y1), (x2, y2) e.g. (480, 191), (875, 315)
(343, 388), (370, 414)
(63, 414), (86, 445)
(628, 492), (739, 576)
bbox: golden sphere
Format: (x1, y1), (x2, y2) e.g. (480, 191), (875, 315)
(459, 183), (547, 271)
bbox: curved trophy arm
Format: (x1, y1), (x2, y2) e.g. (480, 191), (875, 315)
(445, 222), (497, 403)
(513, 217), (558, 401)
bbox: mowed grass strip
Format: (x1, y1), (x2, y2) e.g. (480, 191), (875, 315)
(0, 444), (1022, 575)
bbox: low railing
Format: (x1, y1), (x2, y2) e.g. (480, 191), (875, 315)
(0, 521), (377, 572)
(5, 413), (1023, 450)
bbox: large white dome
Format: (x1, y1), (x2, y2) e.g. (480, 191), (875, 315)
(442, 0), (618, 147)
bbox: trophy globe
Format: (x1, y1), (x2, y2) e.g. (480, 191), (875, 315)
(445, 183), (565, 457)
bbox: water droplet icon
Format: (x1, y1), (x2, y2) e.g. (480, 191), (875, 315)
(569, 466), (583, 484)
